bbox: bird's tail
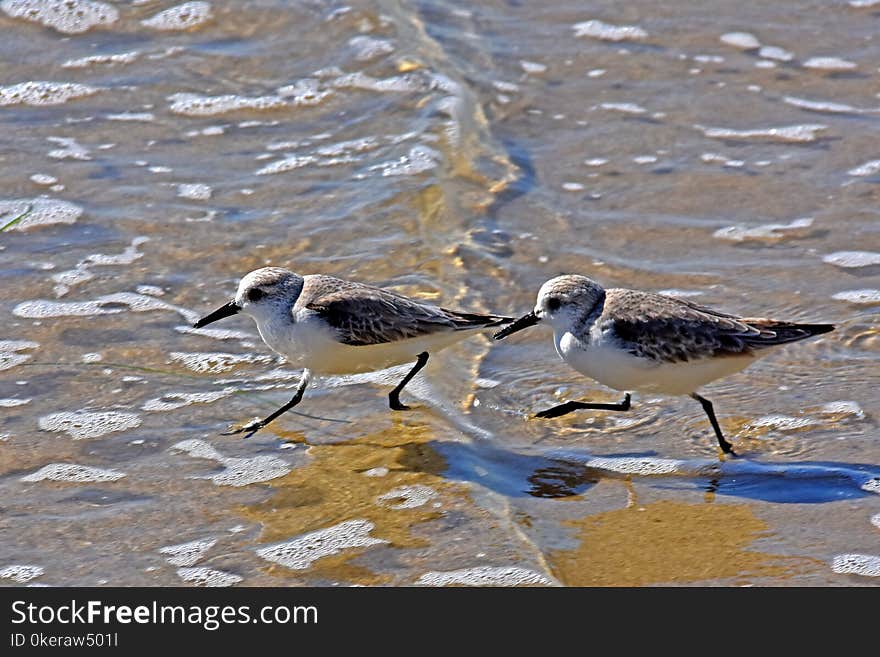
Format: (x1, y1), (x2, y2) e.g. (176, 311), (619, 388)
(742, 320), (834, 348)
(443, 309), (514, 330)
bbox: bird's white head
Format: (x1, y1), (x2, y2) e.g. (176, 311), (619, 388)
(494, 274), (606, 340)
(535, 275), (606, 327)
(193, 267), (304, 329)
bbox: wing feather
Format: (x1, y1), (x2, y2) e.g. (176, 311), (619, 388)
(302, 277), (509, 346)
(605, 289), (832, 363)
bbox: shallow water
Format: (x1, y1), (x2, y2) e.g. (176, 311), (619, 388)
(1, 0), (879, 587)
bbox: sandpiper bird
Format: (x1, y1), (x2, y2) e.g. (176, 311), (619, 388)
(193, 267), (511, 438)
(494, 275), (834, 455)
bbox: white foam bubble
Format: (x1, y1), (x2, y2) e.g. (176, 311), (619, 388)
(803, 57), (856, 71)
(370, 145), (439, 177)
(749, 415), (816, 431)
(348, 35), (394, 61)
(170, 438), (223, 461)
(141, 389), (234, 412)
(416, 566), (552, 587)
(823, 251), (880, 268)
(850, 0), (880, 5)
(562, 182), (585, 191)
(255, 519), (387, 570)
(175, 325), (254, 340)
(159, 538), (216, 566)
(573, 20), (647, 42)
(106, 111), (155, 122)
(38, 411), (141, 440)
(847, 160), (880, 177)
(783, 96), (862, 114)
(185, 125), (224, 137)
(14, 291), (197, 323)
(169, 352), (272, 374)
(1, 0), (118, 34)
(832, 289), (880, 305)
(362, 467), (389, 478)
(0, 340), (37, 372)
(21, 463), (126, 482)
(871, 513), (880, 529)
(2, 356), (34, 384)
(0, 340), (39, 351)
(62, 51), (139, 69)
(584, 158), (608, 167)
(0, 398), (30, 407)
(52, 236), (149, 296)
(136, 285), (164, 297)
(720, 32), (761, 49)
(0, 564), (44, 583)
(275, 79), (332, 106)
(376, 484), (437, 510)
(599, 102), (646, 114)
(168, 92), (288, 116)
(171, 439), (291, 487)
(29, 173), (57, 185)
(141, 1), (212, 31)
(819, 400), (865, 418)
(255, 154), (318, 176)
(863, 478), (880, 494)
(176, 567), (242, 587)
(315, 137), (380, 157)
(585, 456), (683, 475)
(47, 136), (91, 161)
(713, 217), (814, 243)
(696, 123), (827, 142)
(0, 198), (82, 231)
(176, 183), (212, 200)
(520, 60), (547, 74)
(331, 71), (425, 93)
(0, 81), (98, 106)
(831, 554), (880, 577)
(758, 45), (793, 62)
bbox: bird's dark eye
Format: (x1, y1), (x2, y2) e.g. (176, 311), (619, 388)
(247, 288), (265, 303)
(547, 297), (561, 312)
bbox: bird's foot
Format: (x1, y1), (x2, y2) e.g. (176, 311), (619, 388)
(221, 418), (264, 439)
(716, 439), (738, 458)
(389, 400), (411, 411)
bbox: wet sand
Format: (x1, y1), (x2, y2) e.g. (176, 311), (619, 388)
(1, 0), (879, 586)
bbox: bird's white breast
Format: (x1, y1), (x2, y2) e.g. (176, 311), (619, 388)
(254, 310), (473, 375)
(554, 327), (755, 395)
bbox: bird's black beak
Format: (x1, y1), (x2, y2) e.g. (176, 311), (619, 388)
(193, 300), (240, 328)
(493, 310), (540, 340)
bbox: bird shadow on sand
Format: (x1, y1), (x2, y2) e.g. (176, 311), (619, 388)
(431, 439), (880, 504)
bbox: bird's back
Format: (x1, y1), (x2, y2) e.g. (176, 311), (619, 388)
(601, 288), (833, 363)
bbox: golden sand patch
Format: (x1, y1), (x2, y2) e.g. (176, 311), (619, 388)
(549, 499), (804, 586)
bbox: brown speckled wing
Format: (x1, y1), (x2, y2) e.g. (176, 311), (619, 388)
(301, 276), (508, 346)
(603, 289), (803, 363)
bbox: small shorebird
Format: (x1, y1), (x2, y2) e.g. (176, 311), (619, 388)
(494, 275), (834, 455)
(193, 267), (511, 438)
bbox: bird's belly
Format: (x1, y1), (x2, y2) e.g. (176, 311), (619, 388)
(261, 321), (470, 375)
(559, 335), (755, 395)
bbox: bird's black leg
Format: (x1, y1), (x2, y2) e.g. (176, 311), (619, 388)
(389, 352), (429, 411)
(690, 393), (735, 455)
(535, 393), (631, 419)
(223, 369), (312, 439)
